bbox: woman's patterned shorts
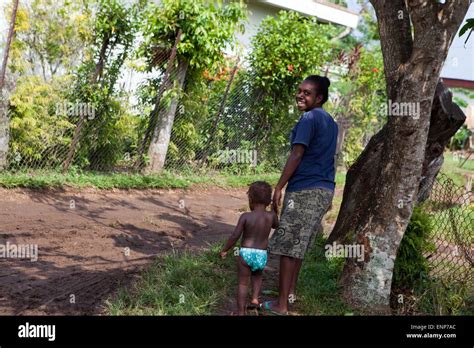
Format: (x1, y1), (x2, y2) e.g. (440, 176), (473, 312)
(269, 187), (334, 259)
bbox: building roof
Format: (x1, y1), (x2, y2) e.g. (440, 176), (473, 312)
(313, 0), (359, 16)
(442, 78), (474, 90)
(256, 0), (359, 28)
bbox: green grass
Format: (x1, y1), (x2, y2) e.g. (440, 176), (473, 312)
(429, 205), (474, 241)
(0, 168), (347, 191)
(106, 245), (236, 315)
(106, 239), (470, 316)
(416, 279), (473, 315)
(440, 151), (474, 187)
(428, 259), (473, 284)
(0, 169), (281, 190)
(106, 236), (351, 316)
(0, 171), (193, 189)
(325, 192), (343, 225)
(335, 171), (346, 187)
(392, 276), (473, 315)
(295, 235), (352, 315)
(105, 230), (472, 316)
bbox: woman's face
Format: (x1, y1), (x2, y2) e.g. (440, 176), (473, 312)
(295, 81), (322, 111)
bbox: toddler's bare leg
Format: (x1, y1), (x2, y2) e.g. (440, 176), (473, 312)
(250, 270), (263, 305)
(237, 256), (251, 315)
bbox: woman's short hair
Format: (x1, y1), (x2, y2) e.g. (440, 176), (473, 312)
(304, 75), (331, 104)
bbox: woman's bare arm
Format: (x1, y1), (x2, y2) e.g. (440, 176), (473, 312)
(272, 144), (306, 212)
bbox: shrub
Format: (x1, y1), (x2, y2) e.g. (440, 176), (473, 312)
(392, 207), (436, 289)
(449, 125), (472, 150)
(8, 75), (75, 169)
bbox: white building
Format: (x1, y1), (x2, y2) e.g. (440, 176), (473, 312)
(237, 0), (359, 52)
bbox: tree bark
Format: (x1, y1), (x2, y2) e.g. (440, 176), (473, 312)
(328, 82), (466, 244)
(0, 96), (9, 170)
(144, 60), (188, 174)
(62, 33), (110, 173)
(91, 32), (110, 84)
(417, 82), (466, 202)
(0, 0), (19, 90)
(135, 30), (183, 172)
(0, 0), (20, 170)
(200, 59), (240, 167)
(332, 46), (362, 163)
(62, 32), (110, 173)
(329, 0), (469, 312)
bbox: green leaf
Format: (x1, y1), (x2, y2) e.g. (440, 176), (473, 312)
(459, 18), (474, 37)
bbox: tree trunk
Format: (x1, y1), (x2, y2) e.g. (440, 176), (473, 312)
(329, 82), (466, 244)
(200, 59), (240, 167)
(0, 0), (19, 90)
(417, 82), (466, 202)
(332, 45), (362, 164)
(0, 0), (20, 170)
(0, 97), (9, 170)
(62, 33), (110, 173)
(144, 60), (188, 174)
(91, 32), (110, 84)
(329, 0), (469, 312)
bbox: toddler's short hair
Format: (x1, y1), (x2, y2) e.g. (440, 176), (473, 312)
(248, 181), (272, 206)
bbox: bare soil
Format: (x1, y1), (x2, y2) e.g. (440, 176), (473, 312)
(0, 186), (248, 315)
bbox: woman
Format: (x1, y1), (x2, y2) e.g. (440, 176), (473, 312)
(261, 75), (338, 315)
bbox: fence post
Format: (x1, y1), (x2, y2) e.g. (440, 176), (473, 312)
(200, 57), (240, 167)
(134, 30), (183, 171)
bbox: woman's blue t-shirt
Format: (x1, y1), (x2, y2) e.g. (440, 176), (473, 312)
(286, 107), (338, 192)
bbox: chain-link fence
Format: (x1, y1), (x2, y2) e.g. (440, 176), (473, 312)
(3, 51), (300, 175)
(422, 173), (473, 284)
(391, 172), (472, 314)
(3, 13), (353, 176)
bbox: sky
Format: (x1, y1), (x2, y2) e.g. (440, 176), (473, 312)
(0, 1), (6, 38)
(441, 3), (474, 80)
(345, 0), (474, 81)
(0, 0), (473, 82)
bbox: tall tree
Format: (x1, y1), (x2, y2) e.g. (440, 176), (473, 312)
(0, 0), (20, 170)
(137, 0), (246, 173)
(329, 0), (469, 312)
(246, 11), (337, 167)
(64, 0), (141, 171)
(10, 0), (92, 80)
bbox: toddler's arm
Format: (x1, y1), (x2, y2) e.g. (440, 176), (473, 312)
(220, 213), (246, 258)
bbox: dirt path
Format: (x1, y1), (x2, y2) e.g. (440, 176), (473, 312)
(0, 186), (248, 315)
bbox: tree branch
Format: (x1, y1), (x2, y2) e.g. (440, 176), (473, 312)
(369, 0), (413, 97)
(407, 0), (437, 36)
(406, 0), (470, 72)
(443, 0), (472, 26)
